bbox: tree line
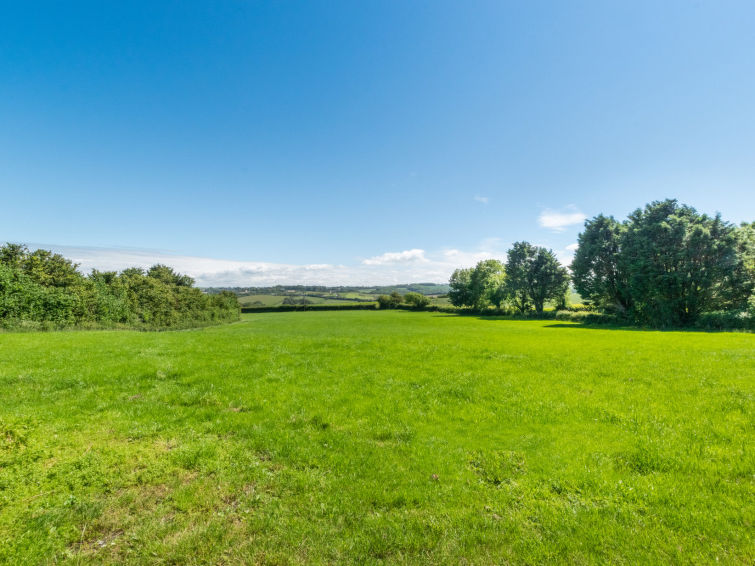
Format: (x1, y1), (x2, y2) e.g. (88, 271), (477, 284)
(448, 200), (755, 327)
(0, 244), (240, 329)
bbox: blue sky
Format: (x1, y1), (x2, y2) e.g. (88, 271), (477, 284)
(2, 1), (754, 285)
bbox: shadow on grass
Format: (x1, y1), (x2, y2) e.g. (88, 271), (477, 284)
(543, 323), (645, 331)
(542, 323), (748, 333)
(430, 312), (747, 333)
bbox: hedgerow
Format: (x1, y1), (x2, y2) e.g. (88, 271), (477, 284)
(0, 245), (239, 330)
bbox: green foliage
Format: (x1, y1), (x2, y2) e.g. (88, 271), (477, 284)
(571, 201), (754, 327)
(403, 291), (429, 308)
(377, 291), (403, 309)
(735, 221), (755, 305)
(281, 296), (312, 305)
(571, 214), (631, 312)
(448, 267), (473, 307)
(448, 260), (506, 309)
(0, 311), (752, 563)
(504, 242), (569, 314)
(623, 200), (742, 325)
(468, 259), (506, 308)
(0, 244), (239, 330)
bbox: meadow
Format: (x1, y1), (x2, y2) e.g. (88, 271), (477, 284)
(0, 311), (753, 564)
(235, 292), (450, 309)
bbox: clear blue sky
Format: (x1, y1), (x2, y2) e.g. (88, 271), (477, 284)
(2, 1), (754, 285)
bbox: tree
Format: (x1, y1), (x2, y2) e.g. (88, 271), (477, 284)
(148, 264), (194, 287)
(504, 242), (569, 314)
(403, 292), (429, 308)
(571, 214), (631, 312)
(377, 291), (402, 309)
(623, 200), (740, 325)
(734, 221), (755, 310)
(0, 243), (27, 270)
(448, 261), (505, 309)
(448, 268), (473, 307)
(468, 259), (506, 309)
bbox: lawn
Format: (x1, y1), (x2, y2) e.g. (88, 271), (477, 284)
(0, 312), (753, 564)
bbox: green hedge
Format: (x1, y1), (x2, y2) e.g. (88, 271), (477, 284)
(241, 303), (377, 313)
(1, 245), (240, 331)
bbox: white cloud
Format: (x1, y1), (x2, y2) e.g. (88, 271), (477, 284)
(474, 195), (489, 204)
(20, 239), (511, 287)
(362, 249), (428, 266)
(538, 206), (587, 231)
(554, 243), (580, 267)
(442, 248), (500, 266)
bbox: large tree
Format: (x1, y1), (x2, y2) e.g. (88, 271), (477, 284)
(468, 259), (506, 309)
(622, 199), (740, 325)
(448, 260), (506, 309)
(734, 222), (755, 311)
(504, 242), (569, 314)
(448, 267), (473, 307)
(571, 214), (631, 312)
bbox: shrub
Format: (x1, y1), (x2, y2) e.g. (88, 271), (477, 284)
(403, 292), (429, 308)
(0, 244), (240, 330)
(377, 292), (402, 309)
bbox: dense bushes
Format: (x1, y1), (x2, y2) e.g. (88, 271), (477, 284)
(377, 292), (403, 309)
(0, 244), (239, 330)
(403, 292), (430, 308)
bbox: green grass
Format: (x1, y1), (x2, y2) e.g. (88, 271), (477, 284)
(1, 312), (753, 564)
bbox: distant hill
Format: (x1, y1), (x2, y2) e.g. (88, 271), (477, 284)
(203, 283), (450, 296)
(203, 283), (451, 308)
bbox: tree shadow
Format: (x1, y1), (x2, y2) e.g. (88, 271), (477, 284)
(430, 313), (744, 333)
(543, 323), (741, 334)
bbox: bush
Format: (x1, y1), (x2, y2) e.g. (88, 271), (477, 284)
(377, 292), (402, 309)
(692, 311), (753, 331)
(403, 292), (429, 308)
(0, 244), (240, 330)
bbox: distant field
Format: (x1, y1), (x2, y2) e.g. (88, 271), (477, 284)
(237, 294), (371, 307)
(1, 312), (753, 564)
(237, 291), (451, 308)
(239, 293), (451, 307)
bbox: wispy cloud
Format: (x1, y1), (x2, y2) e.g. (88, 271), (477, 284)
(538, 206), (587, 231)
(473, 195), (489, 204)
(362, 249), (428, 266)
(565, 242), (579, 252)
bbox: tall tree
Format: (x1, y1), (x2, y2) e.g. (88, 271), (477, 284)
(623, 199), (740, 325)
(505, 242), (569, 314)
(571, 215), (631, 312)
(448, 268), (473, 307)
(468, 259), (506, 309)
(734, 222), (755, 304)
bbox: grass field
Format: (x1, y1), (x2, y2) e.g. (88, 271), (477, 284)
(1, 312), (753, 564)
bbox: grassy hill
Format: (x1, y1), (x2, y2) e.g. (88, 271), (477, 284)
(1, 312), (752, 563)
